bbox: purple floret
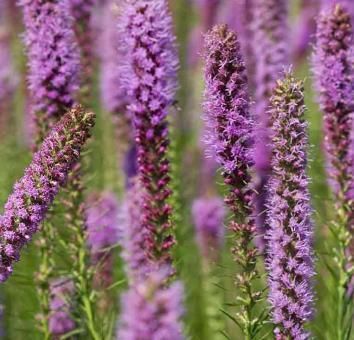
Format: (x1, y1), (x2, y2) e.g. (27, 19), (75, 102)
(266, 72), (314, 339)
(192, 197), (225, 261)
(119, 0), (178, 268)
(117, 269), (184, 340)
(0, 106), (95, 282)
(49, 278), (75, 336)
(20, 0), (80, 137)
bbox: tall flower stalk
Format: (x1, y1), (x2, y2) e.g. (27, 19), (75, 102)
(20, 0), (83, 335)
(312, 4), (354, 338)
(119, 0), (178, 268)
(251, 0), (289, 251)
(266, 72), (314, 339)
(203, 24), (267, 339)
(0, 105), (95, 283)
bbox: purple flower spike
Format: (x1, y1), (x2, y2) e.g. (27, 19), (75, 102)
(117, 268), (184, 340)
(100, 2), (127, 115)
(293, 0), (319, 63)
(203, 25), (266, 336)
(203, 24), (254, 223)
(313, 4), (354, 224)
(192, 197), (225, 262)
(266, 72), (314, 339)
(0, 26), (17, 136)
(20, 0), (80, 139)
(251, 0), (289, 250)
(49, 278), (75, 336)
(118, 181), (154, 283)
(120, 0), (178, 268)
(0, 106), (95, 282)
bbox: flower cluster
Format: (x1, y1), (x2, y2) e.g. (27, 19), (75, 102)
(20, 0), (80, 138)
(119, 0), (178, 268)
(266, 72), (314, 339)
(117, 269), (184, 340)
(0, 105), (95, 282)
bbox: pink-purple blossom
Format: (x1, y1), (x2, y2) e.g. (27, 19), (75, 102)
(266, 72), (314, 339)
(0, 106), (95, 282)
(119, 0), (178, 268)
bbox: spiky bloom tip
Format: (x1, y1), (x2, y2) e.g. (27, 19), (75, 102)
(100, 2), (127, 114)
(20, 0), (80, 135)
(117, 269), (184, 340)
(49, 278), (75, 336)
(86, 191), (119, 254)
(118, 181), (155, 283)
(192, 197), (225, 261)
(119, 0), (178, 266)
(0, 105), (95, 282)
(312, 4), (354, 202)
(266, 72), (314, 339)
(203, 24), (254, 219)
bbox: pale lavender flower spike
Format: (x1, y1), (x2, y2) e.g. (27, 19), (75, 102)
(266, 72), (314, 339)
(49, 278), (75, 336)
(20, 0), (80, 137)
(86, 191), (119, 255)
(192, 197), (225, 262)
(0, 106), (95, 282)
(251, 0), (289, 251)
(117, 268), (185, 340)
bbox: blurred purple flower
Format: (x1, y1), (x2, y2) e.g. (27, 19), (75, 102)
(20, 0), (80, 139)
(266, 72), (314, 339)
(293, 0), (319, 63)
(192, 197), (225, 262)
(251, 0), (289, 251)
(86, 191), (119, 254)
(0, 106), (95, 282)
(100, 1), (127, 114)
(119, 0), (178, 268)
(49, 278), (75, 336)
(117, 268), (184, 340)
(69, 0), (95, 103)
(118, 181), (154, 283)
(86, 191), (119, 288)
(188, 0), (222, 67)
(312, 3), (354, 280)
